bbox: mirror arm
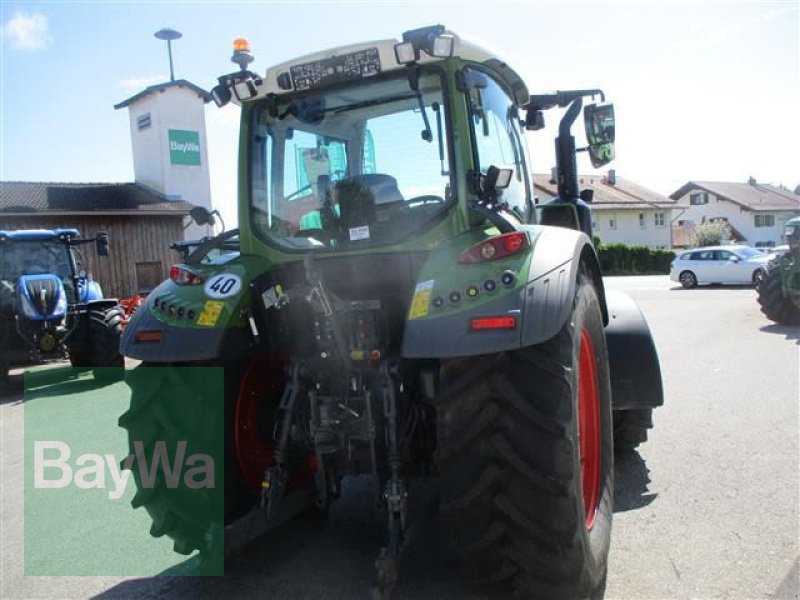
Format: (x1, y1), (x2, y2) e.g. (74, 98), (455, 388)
(555, 98), (583, 202)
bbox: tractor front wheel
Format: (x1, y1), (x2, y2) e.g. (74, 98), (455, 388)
(757, 265), (800, 325)
(435, 271), (613, 598)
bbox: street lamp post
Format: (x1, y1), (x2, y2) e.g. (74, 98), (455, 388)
(154, 28), (182, 82)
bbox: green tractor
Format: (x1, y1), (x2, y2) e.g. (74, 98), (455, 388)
(756, 216), (800, 325)
(120, 26), (662, 598)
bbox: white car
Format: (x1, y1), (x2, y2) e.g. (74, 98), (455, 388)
(670, 245), (772, 288)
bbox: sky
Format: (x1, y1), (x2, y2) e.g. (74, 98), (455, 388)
(1, 0), (798, 227)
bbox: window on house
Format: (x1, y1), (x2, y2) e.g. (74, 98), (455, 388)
(137, 113), (152, 131)
(135, 261), (163, 293)
(655, 212), (666, 227)
(755, 241), (775, 248)
(689, 192), (709, 205)
(638, 213), (645, 229)
(609, 218), (617, 230)
(754, 214), (775, 227)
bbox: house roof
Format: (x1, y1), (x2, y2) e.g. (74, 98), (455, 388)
(0, 182), (194, 216)
(668, 180), (800, 211)
(114, 79), (212, 110)
(533, 173), (676, 210)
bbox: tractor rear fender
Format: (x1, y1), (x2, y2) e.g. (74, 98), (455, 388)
(402, 226), (608, 357)
(604, 289), (664, 410)
(120, 295), (252, 363)
(81, 299), (119, 311)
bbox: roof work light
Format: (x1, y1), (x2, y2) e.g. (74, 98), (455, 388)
(395, 25), (455, 64)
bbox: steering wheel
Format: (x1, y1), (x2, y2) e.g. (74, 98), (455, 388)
(406, 195), (444, 208)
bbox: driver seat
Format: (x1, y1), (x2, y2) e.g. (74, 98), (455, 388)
(350, 174), (404, 205)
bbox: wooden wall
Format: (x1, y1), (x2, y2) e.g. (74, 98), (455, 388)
(0, 215), (184, 299)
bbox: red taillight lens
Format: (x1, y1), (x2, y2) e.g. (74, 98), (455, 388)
(459, 232), (529, 264)
(470, 316), (517, 330)
(136, 329), (163, 342)
(169, 264), (203, 286)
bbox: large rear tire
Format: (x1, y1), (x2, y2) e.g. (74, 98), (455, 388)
(756, 265), (800, 325)
(119, 359), (297, 566)
(435, 271), (613, 598)
(118, 363), (228, 567)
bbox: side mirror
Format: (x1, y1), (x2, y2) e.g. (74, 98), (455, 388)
(729, 255), (740, 263)
(584, 103), (616, 168)
(190, 206), (216, 227)
(96, 232), (110, 256)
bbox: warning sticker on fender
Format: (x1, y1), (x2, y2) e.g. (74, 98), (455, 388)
(197, 300), (225, 327)
(408, 279), (434, 320)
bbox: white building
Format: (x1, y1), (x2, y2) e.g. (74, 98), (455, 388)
(669, 179), (800, 248)
(533, 170), (677, 249)
(115, 80), (213, 239)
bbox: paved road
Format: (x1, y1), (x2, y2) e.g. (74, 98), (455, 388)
(1, 276), (797, 599)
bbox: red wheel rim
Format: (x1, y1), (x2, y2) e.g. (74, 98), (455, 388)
(578, 328), (601, 529)
(234, 356), (282, 491)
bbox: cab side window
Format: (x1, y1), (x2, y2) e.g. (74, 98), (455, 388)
(464, 69), (531, 222)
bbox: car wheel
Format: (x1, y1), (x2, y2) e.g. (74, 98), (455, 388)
(679, 270), (697, 289)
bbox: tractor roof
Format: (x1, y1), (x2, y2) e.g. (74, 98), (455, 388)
(0, 228), (79, 242)
(239, 29), (529, 107)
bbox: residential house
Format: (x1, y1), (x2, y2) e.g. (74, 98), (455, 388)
(533, 170), (677, 249)
(669, 178), (800, 248)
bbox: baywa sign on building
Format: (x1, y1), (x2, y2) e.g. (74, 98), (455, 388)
(168, 129), (202, 166)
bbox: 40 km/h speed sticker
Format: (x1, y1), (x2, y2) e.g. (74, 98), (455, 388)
(204, 273), (242, 299)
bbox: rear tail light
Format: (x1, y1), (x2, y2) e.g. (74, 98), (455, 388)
(169, 264), (203, 286)
(459, 232), (530, 264)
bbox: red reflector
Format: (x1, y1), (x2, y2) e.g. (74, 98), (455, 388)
(470, 316), (517, 330)
(136, 330), (163, 342)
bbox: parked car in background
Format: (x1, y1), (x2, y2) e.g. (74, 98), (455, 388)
(670, 245), (773, 288)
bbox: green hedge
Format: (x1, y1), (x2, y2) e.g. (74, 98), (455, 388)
(596, 243), (675, 275)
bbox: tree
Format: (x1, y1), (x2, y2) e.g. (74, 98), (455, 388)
(691, 222), (732, 247)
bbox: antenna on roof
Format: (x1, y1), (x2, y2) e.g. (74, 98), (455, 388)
(154, 28), (182, 82)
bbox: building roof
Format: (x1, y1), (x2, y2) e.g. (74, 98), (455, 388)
(669, 180), (800, 211)
(114, 79), (212, 110)
(0, 182), (194, 216)
(533, 172), (676, 210)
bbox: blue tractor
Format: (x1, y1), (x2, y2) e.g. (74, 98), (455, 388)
(0, 228), (124, 384)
